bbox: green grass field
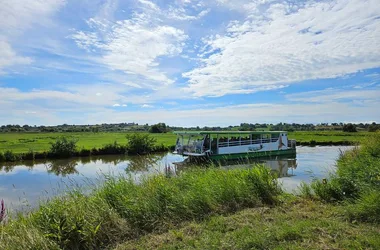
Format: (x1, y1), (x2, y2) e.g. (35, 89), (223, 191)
(288, 131), (369, 143)
(0, 132), (176, 153)
(0, 131), (371, 154)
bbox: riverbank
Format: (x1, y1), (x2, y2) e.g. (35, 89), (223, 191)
(0, 131), (369, 162)
(114, 197), (380, 249)
(1, 133), (379, 249)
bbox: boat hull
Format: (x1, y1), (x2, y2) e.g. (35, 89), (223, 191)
(208, 149), (296, 161)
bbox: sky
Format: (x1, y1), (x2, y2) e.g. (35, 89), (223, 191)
(0, 0), (379, 127)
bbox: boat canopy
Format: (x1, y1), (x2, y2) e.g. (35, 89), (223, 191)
(173, 131), (287, 135)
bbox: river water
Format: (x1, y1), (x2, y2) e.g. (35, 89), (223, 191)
(0, 146), (353, 212)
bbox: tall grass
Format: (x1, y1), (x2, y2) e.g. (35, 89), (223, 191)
(0, 166), (281, 249)
(304, 132), (380, 223)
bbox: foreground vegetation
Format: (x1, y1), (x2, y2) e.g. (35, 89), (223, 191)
(0, 166), (280, 249)
(0, 133), (379, 249)
(115, 198), (380, 250)
(300, 131), (380, 223)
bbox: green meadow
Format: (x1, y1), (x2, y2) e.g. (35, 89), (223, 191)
(0, 132), (175, 154)
(0, 131), (370, 154)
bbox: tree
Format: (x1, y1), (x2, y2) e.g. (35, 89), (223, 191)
(342, 123), (357, 132)
(149, 123), (168, 133)
(368, 122), (379, 132)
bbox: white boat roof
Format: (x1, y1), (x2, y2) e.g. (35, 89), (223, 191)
(173, 131), (287, 135)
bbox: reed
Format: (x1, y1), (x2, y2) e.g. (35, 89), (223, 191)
(0, 166), (280, 249)
(303, 132), (380, 223)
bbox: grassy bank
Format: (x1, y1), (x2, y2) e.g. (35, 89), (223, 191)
(0, 166), (281, 249)
(300, 131), (380, 223)
(0, 131), (370, 154)
(115, 198), (380, 249)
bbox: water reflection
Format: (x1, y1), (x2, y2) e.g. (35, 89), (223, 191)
(0, 146), (353, 211)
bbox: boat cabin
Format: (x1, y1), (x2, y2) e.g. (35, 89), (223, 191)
(173, 131), (296, 160)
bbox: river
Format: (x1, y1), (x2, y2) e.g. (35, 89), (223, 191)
(0, 146), (353, 212)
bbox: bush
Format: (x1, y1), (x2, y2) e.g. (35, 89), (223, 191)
(79, 148), (91, 157)
(0, 152), (5, 162)
(126, 133), (156, 155)
(4, 150), (19, 162)
(49, 137), (78, 158)
(342, 123), (357, 132)
(23, 149), (35, 161)
(98, 141), (128, 155)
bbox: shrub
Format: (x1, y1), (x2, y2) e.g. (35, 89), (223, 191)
(126, 133), (156, 155)
(342, 123), (357, 132)
(79, 148), (91, 157)
(49, 137), (78, 158)
(98, 141), (128, 155)
(23, 149), (35, 161)
(4, 150), (19, 162)
(0, 151), (5, 162)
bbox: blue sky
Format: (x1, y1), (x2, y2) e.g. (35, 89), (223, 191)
(0, 0), (379, 126)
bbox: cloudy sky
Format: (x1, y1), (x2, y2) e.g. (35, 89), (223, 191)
(0, 0), (379, 126)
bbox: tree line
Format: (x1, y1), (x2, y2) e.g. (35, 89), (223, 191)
(0, 122), (379, 133)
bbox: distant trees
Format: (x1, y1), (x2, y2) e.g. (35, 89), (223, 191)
(368, 122), (379, 132)
(1, 122), (379, 133)
(239, 123), (255, 131)
(342, 123), (357, 132)
(149, 123), (168, 133)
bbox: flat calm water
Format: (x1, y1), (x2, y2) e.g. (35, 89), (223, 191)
(0, 146), (353, 211)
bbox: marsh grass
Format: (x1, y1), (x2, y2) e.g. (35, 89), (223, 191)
(0, 166), (280, 249)
(303, 132), (380, 223)
(100, 166), (281, 233)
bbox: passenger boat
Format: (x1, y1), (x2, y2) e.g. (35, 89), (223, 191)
(173, 131), (296, 161)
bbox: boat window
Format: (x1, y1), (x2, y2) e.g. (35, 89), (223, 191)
(271, 133), (280, 138)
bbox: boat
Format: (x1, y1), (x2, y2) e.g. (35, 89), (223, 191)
(173, 131), (296, 161)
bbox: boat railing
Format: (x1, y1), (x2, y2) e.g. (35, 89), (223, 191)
(218, 137), (279, 148)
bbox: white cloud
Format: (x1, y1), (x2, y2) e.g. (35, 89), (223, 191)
(112, 103), (121, 107)
(0, 40), (32, 74)
(137, 0), (159, 11)
(0, 85), (125, 108)
(286, 89), (380, 103)
(71, 12), (188, 85)
(183, 0), (380, 97)
(167, 7), (210, 20)
(0, 0), (66, 36)
(122, 104), (128, 107)
(141, 104), (154, 108)
(0, 0), (65, 74)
